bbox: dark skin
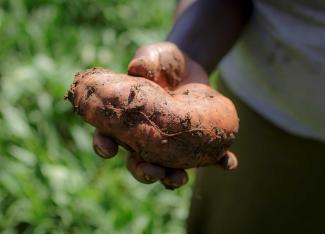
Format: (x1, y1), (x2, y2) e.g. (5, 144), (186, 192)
(169, 0), (253, 73)
(93, 0), (253, 189)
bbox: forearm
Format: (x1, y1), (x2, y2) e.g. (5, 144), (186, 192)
(174, 0), (197, 19)
(168, 0), (253, 74)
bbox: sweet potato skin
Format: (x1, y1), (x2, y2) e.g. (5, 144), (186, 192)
(66, 68), (239, 169)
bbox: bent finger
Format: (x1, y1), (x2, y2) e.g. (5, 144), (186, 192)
(127, 154), (166, 184)
(161, 168), (188, 190)
(217, 151), (238, 170)
(93, 129), (118, 159)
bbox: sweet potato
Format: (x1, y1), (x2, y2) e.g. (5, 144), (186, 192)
(66, 67), (239, 169)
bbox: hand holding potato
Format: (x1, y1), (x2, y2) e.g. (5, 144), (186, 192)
(66, 42), (239, 189)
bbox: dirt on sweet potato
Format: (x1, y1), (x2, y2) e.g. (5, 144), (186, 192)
(66, 67), (239, 169)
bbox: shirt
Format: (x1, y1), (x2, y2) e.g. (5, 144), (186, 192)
(219, 0), (325, 142)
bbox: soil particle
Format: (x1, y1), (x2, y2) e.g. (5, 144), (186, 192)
(180, 114), (191, 130)
(64, 90), (74, 102)
(182, 90), (189, 95)
(128, 89), (136, 104)
(122, 106), (145, 127)
(86, 86), (96, 99)
(103, 97), (120, 107)
(98, 106), (117, 118)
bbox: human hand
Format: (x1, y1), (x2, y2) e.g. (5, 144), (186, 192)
(92, 42), (238, 189)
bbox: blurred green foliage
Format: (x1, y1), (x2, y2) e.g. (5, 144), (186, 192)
(0, 0), (193, 233)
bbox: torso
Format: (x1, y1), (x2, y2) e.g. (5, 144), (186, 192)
(219, 0), (325, 142)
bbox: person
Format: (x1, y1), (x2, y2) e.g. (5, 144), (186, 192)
(93, 0), (325, 233)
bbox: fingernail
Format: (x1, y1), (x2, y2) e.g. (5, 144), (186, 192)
(218, 155), (238, 170)
(144, 174), (155, 182)
(93, 144), (113, 158)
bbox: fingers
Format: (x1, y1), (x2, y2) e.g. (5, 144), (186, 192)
(127, 154), (166, 184)
(93, 128), (235, 188)
(93, 129), (118, 159)
(161, 169), (189, 190)
(93, 130), (188, 189)
(127, 153), (188, 189)
(217, 151), (238, 170)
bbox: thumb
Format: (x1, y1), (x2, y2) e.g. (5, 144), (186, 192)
(128, 42), (186, 88)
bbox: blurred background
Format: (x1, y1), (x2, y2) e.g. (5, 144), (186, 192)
(0, 0), (194, 233)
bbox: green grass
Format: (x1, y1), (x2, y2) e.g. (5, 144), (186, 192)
(0, 1), (193, 233)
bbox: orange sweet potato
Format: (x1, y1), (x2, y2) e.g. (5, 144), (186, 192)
(66, 67), (239, 169)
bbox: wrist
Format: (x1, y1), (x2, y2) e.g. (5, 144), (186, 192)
(166, 1), (218, 74)
(167, 0), (253, 75)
